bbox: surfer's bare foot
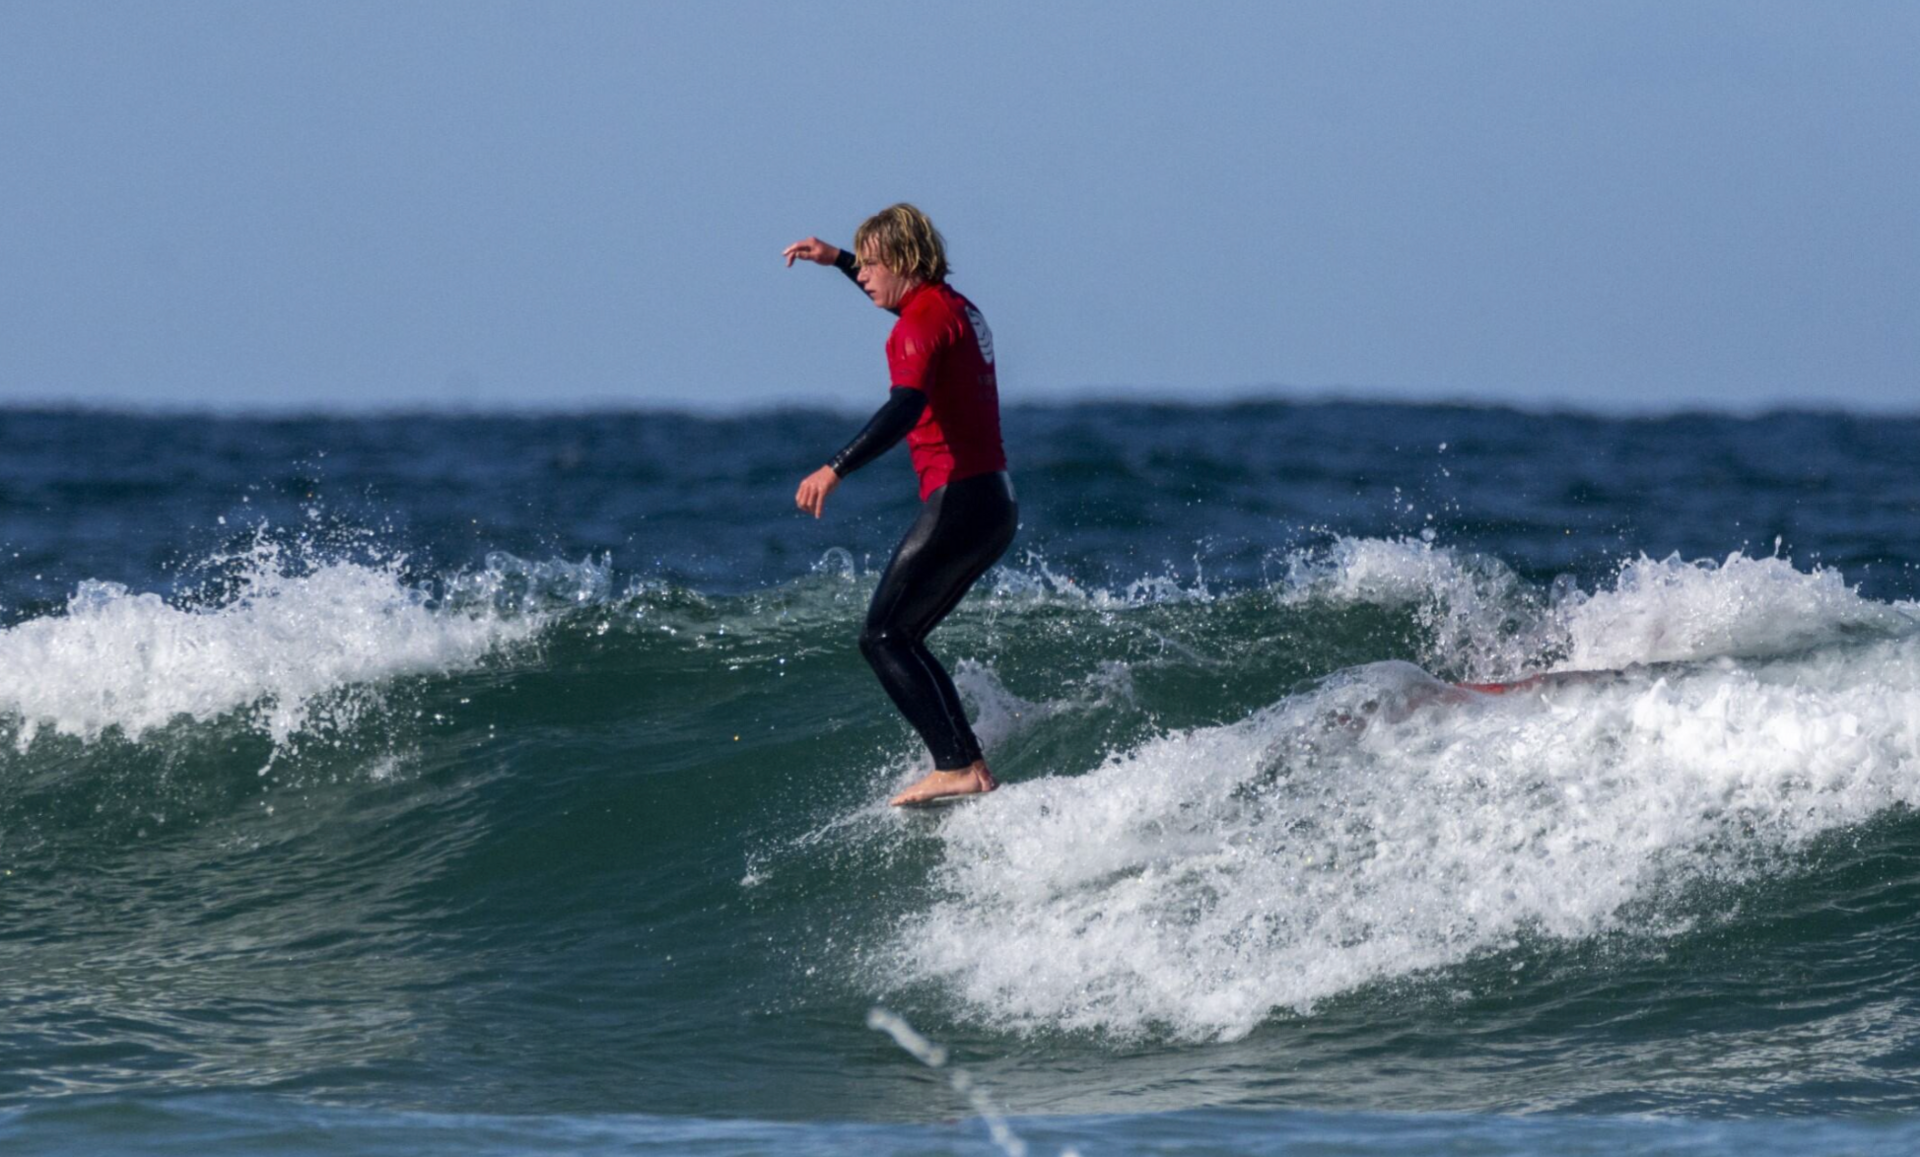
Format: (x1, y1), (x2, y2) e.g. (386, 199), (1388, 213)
(889, 762), (998, 807)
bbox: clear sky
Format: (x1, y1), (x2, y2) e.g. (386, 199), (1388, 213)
(2, 1), (1915, 413)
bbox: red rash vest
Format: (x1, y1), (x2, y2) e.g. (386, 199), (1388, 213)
(886, 282), (1008, 500)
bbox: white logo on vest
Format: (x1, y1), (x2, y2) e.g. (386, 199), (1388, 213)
(965, 306), (995, 365)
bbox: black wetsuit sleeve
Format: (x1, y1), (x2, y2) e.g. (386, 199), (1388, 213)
(833, 246), (861, 288)
(828, 387), (926, 477)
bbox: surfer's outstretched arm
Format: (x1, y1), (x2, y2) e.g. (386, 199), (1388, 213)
(781, 236), (863, 290)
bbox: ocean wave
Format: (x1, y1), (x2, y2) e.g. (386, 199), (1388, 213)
(881, 546), (1920, 1040)
(8, 533), (1906, 756)
(1272, 534), (1918, 678)
(0, 541), (608, 750)
(1556, 550), (1917, 669)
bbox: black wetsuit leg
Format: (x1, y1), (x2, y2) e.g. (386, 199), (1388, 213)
(860, 472), (1018, 769)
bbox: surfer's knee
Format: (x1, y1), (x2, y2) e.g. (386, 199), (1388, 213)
(858, 621), (896, 665)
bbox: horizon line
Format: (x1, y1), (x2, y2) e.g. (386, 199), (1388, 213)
(0, 385), (1913, 423)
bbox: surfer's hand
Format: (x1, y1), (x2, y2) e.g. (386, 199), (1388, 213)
(795, 465), (840, 518)
(782, 237), (841, 268)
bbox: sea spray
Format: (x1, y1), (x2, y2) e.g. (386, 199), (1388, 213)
(1555, 550), (1918, 669)
(1272, 535), (1919, 681)
(866, 1007), (1082, 1157)
(1276, 534), (1544, 680)
(0, 540), (613, 752)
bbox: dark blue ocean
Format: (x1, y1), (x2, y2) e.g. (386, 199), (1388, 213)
(4, 401), (1920, 1156)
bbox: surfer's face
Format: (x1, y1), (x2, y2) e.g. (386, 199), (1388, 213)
(856, 243), (916, 312)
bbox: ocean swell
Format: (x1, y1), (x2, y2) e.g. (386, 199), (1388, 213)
(885, 545), (1920, 1040)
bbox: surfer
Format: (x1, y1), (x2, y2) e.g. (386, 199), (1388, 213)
(783, 205), (1016, 807)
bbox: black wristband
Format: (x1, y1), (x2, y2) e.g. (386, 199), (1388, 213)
(833, 246), (860, 286)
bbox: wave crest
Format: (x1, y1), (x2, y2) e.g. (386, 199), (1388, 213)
(0, 542), (600, 749)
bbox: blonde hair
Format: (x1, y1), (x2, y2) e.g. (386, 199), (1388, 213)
(852, 203), (948, 284)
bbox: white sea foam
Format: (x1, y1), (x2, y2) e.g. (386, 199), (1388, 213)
(1276, 535), (1543, 679)
(986, 554), (1213, 608)
(1279, 534), (1485, 609)
(1556, 551), (1916, 670)
(951, 659), (1138, 755)
(0, 545), (556, 749)
(892, 547), (1920, 1041)
(1276, 535), (1917, 678)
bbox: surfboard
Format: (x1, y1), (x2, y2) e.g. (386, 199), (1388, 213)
(894, 792), (988, 810)
(1453, 668), (1624, 695)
